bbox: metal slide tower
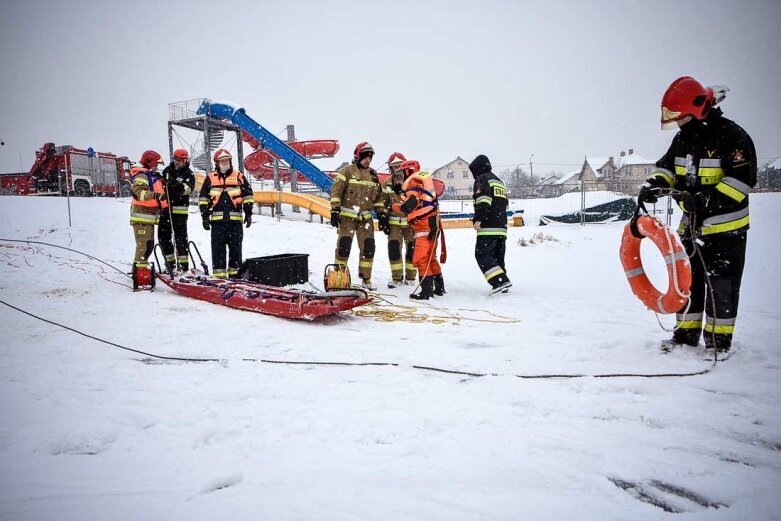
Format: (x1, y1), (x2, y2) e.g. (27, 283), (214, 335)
(167, 99), (245, 174)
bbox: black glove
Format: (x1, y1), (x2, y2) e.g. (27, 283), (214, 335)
(638, 184), (661, 204)
(202, 217), (211, 231)
(244, 210), (252, 228)
(679, 191), (708, 214)
(330, 209), (340, 228)
(168, 183), (182, 198)
(153, 191), (167, 201)
(392, 183), (402, 195)
(427, 215), (438, 240)
(377, 212), (390, 234)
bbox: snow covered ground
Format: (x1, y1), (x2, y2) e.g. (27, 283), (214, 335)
(0, 194), (779, 520)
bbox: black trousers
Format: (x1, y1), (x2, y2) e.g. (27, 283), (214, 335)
(674, 230), (747, 350)
(158, 211), (190, 268)
(210, 221), (243, 278)
(475, 235), (509, 288)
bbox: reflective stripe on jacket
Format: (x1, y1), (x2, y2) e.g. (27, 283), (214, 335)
(198, 169), (254, 222)
(472, 172), (508, 236)
(382, 174), (408, 227)
(329, 163), (384, 221)
(647, 107), (756, 236)
(130, 167), (167, 224)
(161, 163), (196, 212)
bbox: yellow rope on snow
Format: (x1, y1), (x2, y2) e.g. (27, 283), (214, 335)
(349, 294), (520, 325)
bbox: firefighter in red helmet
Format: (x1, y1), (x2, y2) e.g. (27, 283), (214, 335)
(638, 76), (756, 354)
(129, 150), (167, 288)
(158, 148), (195, 272)
(382, 151), (417, 288)
(391, 159), (445, 300)
(198, 148), (255, 278)
(329, 142), (388, 290)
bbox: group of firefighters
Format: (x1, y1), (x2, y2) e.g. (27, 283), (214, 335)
(328, 143), (512, 299)
(129, 147), (252, 282)
(129, 141), (513, 300)
(128, 75), (756, 353)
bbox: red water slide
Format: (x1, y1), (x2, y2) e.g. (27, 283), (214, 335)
(241, 131), (340, 183)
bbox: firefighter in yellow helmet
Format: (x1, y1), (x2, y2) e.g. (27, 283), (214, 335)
(329, 142), (388, 290)
(198, 148), (255, 279)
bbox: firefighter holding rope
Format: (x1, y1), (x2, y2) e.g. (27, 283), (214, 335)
(638, 76), (756, 353)
(392, 159), (446, 300)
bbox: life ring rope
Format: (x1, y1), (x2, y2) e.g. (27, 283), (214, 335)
(620, 214), (692, 315)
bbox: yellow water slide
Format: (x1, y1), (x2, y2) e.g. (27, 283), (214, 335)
(252, 190), (332, 219)
(194, 173), (331, 219)
(194, 174), (520, 228)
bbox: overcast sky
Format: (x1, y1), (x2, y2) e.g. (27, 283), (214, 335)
(1, 0), (779, 177)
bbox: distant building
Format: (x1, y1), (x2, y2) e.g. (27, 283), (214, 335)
(758, 157), (781, 191)
(554, 157), (616, 193)
(535, 174), (561, 197)
(615, 148), (655, 193)
(432, 156), (472, 198)
(584, 156), (617, 190)
(553, 169), (581, 194)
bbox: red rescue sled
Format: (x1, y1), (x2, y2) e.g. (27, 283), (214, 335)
(157, 272), (373, 321)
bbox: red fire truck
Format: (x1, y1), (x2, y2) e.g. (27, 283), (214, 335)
(2, 142), (133, 197)
(0, 172), (35, 195)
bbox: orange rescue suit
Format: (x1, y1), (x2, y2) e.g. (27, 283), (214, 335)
(392, 171), (445, 278)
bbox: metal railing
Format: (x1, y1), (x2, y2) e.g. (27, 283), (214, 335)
(168, 98), (208, 122)
(439, 179), (673, 226)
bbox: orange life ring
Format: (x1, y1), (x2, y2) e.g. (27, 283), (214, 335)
(620, 215), (692, 314)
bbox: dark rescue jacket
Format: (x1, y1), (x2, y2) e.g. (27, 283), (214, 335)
(161, 163), (196, 216)
(472, 172), (508, 237)
(647, 107), (756, 237)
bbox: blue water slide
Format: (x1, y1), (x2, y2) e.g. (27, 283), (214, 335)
(197, 100), (334, 192)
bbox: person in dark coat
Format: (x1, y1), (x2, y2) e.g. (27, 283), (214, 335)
(469, 154), (511, 295)
(158, 149), (196, 272)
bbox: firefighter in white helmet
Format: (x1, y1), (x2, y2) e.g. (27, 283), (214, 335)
(198, 148), (255, 278)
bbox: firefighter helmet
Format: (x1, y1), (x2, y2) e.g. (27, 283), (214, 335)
(173, 148), (189, 161)
(353, 142), (375, 161)
(139, 150), (162, 168)
(661, 76), (714, 130)
(213, 148), (232, 163)
(399, 159), (420, 177)
(387, 151), (406, 166)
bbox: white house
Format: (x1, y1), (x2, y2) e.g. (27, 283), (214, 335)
(432, 156), (472, 198)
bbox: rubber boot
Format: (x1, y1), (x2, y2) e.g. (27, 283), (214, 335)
(433, 274), (446, 296)
(672, 329), (701, 347)
(489, 274), (512, 295)
(704, 331), (731, 353)
(410, 276), (434, 300)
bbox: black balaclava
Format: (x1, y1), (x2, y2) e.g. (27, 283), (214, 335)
(469, 154), (492, 178)
(356, 151), (373, 168)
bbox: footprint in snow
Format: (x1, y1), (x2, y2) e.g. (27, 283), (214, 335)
(200, 472), (244, 494)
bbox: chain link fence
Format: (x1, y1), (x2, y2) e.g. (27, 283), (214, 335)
(440, 179), (674, 226)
